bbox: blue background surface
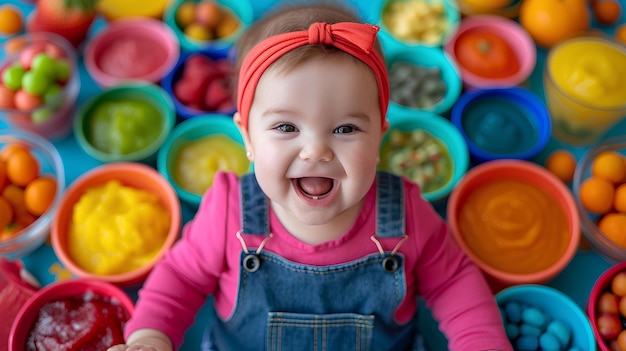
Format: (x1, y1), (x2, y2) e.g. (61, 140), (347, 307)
(2, 0), (626, 349)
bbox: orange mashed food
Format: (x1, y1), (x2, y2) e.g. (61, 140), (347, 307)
(458, 179), (569, 274)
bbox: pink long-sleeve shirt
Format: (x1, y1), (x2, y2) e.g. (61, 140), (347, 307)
(126, 172), (513, 351)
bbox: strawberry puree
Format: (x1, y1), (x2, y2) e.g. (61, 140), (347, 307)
(97, 36), (167, 78)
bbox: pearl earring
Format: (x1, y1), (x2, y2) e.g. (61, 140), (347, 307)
(246, 151), (252, 159)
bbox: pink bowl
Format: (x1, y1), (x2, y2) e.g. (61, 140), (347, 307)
(84, 18), (179, 88)
(444, 15), (536, 90)
(447, 160), (580, 292)
(9, 279), (134, 351)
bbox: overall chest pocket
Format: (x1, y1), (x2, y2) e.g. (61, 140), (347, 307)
(267, 312), (374, 351)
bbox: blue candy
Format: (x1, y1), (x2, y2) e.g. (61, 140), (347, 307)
(516, 335), (539, 351)
(519, 323), (542, 337)
(539, 332), (562, 351)
(521, 306), (547, 329)
(547, 320), (572, 347)
(504, 301), (522, 323)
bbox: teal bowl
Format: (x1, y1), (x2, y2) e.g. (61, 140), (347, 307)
(74, 83), (176, 164)
(383, 36), (462, 116)
(496, 284), (596, 350)
(377, 0), (460, 48)
(157, 115), (249, 207)
(380, 109), (468, 202)
(163, 0), (253, 52)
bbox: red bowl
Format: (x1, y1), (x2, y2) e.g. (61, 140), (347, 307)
(9, 279), (134, 351)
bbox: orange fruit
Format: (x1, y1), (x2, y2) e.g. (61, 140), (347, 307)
(5, 149), (39, 187)
(616, 24), (626, 45)
(594, 0), (622, 26)
(599, 213), (626, 248)
(0, 143), (29, 163)
(0, 162), (7, 192)
(614, 183), (626, 213)
(545, 149), (577, 183)
(24, 176), (57, 216)
(519, 0), (590, 48)
(0, 5), (23, 36)
(2, 184), (27, 216)
(0, 222), (24, 240)
(592, 151), (626, 184)
(579, 176), (615, 214)
(0, 196), (13, 229)
(175, 1), (196, 28)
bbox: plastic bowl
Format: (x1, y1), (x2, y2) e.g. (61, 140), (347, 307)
(444, 15), (536, 90)
(497, 284), (596, 351)
(456, 0), (521, 18)
(0, 32), (80, 140)
(573, 136), (626, 263)
(379, 109), (468, 203)
(84, 18), (179, 88)
(163, 0), (253, 53)
(587, 261), (626, 349)
(9, 279), (135, 351)
(377, 0), (460, 48)
(450, 87), (552, 164)
(160, 48), (236, 119)
(383, 35), (462, 116)
(0, 131), (65, 258)
(157, 114), (248, 208)
(447, 160), (580, 292)
(51, 162), (182, 286)
(74, 83), (176, 164)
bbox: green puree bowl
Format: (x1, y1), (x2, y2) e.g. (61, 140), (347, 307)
(74, 83), (175, 164)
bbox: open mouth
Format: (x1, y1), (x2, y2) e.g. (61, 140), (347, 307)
(295, 177), (334, 200)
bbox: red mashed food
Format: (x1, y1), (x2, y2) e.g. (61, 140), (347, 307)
(26, 292), (130, 351)
(97, 35), (167, 78)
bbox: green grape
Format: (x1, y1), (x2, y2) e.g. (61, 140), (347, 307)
(31, 106), (53, 124)
(31, 53), (57, 78)
(54, 59), (71, 82)
(44, 84), (63, 104)
(22, 70), (52, 96)
(2, 63), (26, 91)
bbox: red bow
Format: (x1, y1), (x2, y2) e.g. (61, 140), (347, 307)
(237, 22), (389, 130)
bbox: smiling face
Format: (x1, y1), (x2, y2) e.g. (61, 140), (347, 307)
(235, 55), (388, 243)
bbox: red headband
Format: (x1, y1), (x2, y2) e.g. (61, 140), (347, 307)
(237, 22), (389, 130)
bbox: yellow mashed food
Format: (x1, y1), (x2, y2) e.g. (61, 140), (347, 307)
(69, 180), (170, 276)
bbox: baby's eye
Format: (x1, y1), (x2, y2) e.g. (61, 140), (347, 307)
(274, 124), (298, 133)
(334, 125), (359, 134)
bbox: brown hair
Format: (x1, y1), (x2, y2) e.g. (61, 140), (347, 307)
(229, 1), (385, 96)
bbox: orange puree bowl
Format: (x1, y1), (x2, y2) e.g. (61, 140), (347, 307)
(9, 279), (134, 351)
(447, 159), (580, 292)
(51, 162), (182, 287)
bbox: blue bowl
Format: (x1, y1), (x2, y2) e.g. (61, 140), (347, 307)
(163, 0), (253, 53)
(383, 36), (462, 116)
(496, 284), (596, 351)
(451, 87), (552, 164)
(380, 109), (468, 202)
(157, 114), (248, 207)
(161, 47), (236, 120)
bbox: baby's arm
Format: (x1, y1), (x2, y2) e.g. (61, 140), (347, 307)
(107, 329), (173, 351)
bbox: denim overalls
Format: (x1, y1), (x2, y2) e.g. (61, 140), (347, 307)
(202, 171), (428, 351)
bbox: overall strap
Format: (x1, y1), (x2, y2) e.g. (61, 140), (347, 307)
(240, 173), (270, 235)
(375, 171), (405, 239)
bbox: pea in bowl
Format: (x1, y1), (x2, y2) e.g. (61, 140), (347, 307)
(157, 114), (250, 208)
(74, 83), (175, 164)
(379, 109), (468, 203)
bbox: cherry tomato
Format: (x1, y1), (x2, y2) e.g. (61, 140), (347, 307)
(454, 29), (520, 79)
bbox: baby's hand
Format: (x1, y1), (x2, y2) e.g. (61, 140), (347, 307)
(107, 329), (173, 351)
